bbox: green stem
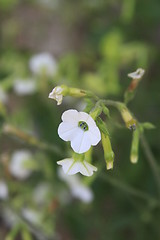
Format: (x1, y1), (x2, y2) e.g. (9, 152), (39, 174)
(100, 174), (159, 208)
(140, 133), (160, 199)
(1, 204), (55, 240)
(100, 99), (124, 109)
(2, 124), (63, 156)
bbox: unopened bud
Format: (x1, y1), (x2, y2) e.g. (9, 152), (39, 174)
(102, 133), (114, 170)
(121, 107), (136, 130)
(130, 128), (140, 164)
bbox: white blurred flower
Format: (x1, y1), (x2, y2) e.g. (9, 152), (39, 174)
(0, 181), (8, 200)
(57, 158), (97, 177)
(70, 182), (93, 203)
(33, 183), (50, 205)
(128, 68), (145, 80)
(22, 208), (40, 225)
(29, 52), (57, 76)
(2, 209), (19, 227)
(13, 79), (37, 95)
(58, 168), (93, 203)
(0, 87), (8, 103)
(48, 86), (63, 105)
(9, 150), (33, 179)
(58, 109), (101, 154)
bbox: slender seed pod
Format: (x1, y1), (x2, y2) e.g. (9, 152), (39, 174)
(102, 133), (114, 170)
(130, 128), (140, 163)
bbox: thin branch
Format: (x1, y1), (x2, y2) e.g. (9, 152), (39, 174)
(140, 133), (160, 199)
(2, 204), (56, 240)
(100, 174), (159, 207)
(2, 124), (63, 157)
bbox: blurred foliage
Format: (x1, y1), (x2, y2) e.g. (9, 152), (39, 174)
(0, 0), (160, 240)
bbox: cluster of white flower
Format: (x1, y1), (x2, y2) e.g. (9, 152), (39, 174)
(57, 109), (101, 177)
(9, 150), (34, 180)
(58, 168), (94, 203)
(49, 86), (101, 177)
(29, 52), (57, 77)
(49, 69), (144, 176)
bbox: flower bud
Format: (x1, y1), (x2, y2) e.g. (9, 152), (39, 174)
(49, 85), (68, 105)
(124, 68), (145, 104)
(68, 87), (87, 98)
(102, 133), (114, 170)
(130, 128), (140, 164)
(120, 107), (136, 130)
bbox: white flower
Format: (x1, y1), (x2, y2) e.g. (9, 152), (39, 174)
(57, 158), (97, 177)
(9, 150), (33, 180)
(29, 52), (57, 76)
(0, 87), (8, 103)
(48, 86), (63, 105)
(58, 168), (93, 203)
(13, 79), (37, 95)
(0, 181), (8, 200)
(128, 68), (145, 80)
(22, 208), (40, 225)
(70, 182), (93, 203)
(58, 109), (101, 154)
(2, 208), (19, 227)
(33, 182), (50, 205)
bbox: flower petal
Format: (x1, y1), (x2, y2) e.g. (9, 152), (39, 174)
(128, 68), (145, 79)
(62, 109), (79, 124)
(79, 161), (97, 176)
(57, 159), (79, 175)
(56, 95), (63, 105)
(71, 131), (91, 154)
(57, 159), (97, 177)
(58, 123), (79, 141)
(88, 127), (101, 145)
(79, 112), (96, 128)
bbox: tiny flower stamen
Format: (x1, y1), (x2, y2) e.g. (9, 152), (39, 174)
(78, 121), (89, 131)
(128, 123), (136, 131)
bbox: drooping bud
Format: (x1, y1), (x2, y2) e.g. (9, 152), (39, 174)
(120, 106), (137, 130)
(49, 85), (98, 105)
(102, 133), (114, 170)
(130, 128), (140, 164)
(48, 85), (68, 105)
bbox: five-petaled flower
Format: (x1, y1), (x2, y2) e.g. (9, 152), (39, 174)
(48, 86), (63, 105)
(57, 158), (97, 176)
(58, 109), (101, 154)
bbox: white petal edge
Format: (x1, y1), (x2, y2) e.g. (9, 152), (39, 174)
(80, 161), (97, 176)
(57, 159), (79, 175)
(57, 159), (97, 177)
(61, 109), (79, 124)
(88, 127), (101, 145)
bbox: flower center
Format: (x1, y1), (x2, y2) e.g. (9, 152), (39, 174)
(78, 121), (89, 131)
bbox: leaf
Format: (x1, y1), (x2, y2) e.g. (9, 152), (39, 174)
(141, 122), (156, 130)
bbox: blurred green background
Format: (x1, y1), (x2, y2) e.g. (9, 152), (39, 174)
(0, 0), (160, 239)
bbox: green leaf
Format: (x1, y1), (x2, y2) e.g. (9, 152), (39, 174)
(141, 122), (156, 130)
